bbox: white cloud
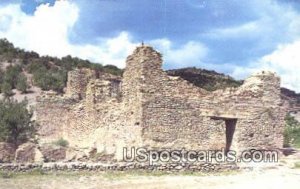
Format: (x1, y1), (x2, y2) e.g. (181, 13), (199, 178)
(0, 1), (138, 68)
(206, 0), (300, 43)
(0, 2), (77, 57)
(2, 1), (299, 93)
(206, 21), (259, 39)
(150, 39), (208, 68)
(232, 40), (300, 92)
(73, 32), (138, 67)
(0, 1), (210, 69)
(0, 2), (207, 69)
(210, 0), (300, 92)
(150, 39), (237, 74)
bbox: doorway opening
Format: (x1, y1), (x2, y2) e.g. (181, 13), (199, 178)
(211, 116), (237, 154)
(225, 119), (237, 154)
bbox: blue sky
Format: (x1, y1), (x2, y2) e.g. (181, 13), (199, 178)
(0, 0), (300, 91)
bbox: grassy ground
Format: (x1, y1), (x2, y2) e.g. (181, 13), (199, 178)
(0, 162), (299, 189)
(0, 150), (299, 189)
(0, 169), (239, 180)
(0, 167), (299, 189)
(294, 162), (300, 169)
(0, 169), (240, 189)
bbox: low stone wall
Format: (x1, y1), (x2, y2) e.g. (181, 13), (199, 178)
(0, 162), (238, 172)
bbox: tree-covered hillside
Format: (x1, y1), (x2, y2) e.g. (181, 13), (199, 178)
(166, 67), (243, 91)
(0, 38), (122, 95)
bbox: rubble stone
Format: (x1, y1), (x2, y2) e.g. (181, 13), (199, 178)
(0, 142), (15, 163)
(15, 142), (36, 163)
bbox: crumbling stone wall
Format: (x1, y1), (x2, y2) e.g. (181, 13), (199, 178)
(35, 45), (286, 162)
(36, 93), (75, 143)
(66, 68), (97, 99)
(123, 45), (285, 153)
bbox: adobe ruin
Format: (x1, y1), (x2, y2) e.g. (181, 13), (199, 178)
(36, 45), (286, 161)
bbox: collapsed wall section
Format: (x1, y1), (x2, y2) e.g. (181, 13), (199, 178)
(65, 68), (97, 99)
(230, 72), (285, 151)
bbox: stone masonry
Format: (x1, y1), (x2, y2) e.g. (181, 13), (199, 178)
(35, 45), (286, 161)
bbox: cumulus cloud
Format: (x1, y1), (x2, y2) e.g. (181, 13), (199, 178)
(212, 0), (300, 92)
(0, 1), (209, 68)
(73, 32), (138, 67)
(0, 2), (138, 68)
(232, 40), (300, 92)
(1, 0), (299, 92)
(150, 39), (208, 68)
(0, 2), (78, 57)
(207, 0), (300, 41)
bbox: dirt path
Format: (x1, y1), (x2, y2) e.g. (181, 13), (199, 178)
(1, 152), (300, 189)
(1, 165), (299, 189)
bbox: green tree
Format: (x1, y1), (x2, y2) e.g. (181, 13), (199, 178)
(16, 74), (28, 93)
(0, 39), (16, 62)
(0, 99), (36, 146)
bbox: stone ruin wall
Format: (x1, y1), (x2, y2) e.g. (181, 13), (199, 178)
(35, 45), (286, 161)
(36, 94), (75, 144)
(65, 68), (97, 99)
(125, 46), (285, 153)
(36, 67), (145, 160)
(144, 80), (284, 153)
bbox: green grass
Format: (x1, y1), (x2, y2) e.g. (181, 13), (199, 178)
(87, 169), (239, 180)
(53, 138), (69, 147)
(0, 169), (239, 180)
(294, 162), (300, 169)
(0, 171), (15, 179)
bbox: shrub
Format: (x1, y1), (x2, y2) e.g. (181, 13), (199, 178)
(0, 39), (17, 62)
(3, 65), (23, 90)
(1, 82), (13, 97)
(0, 99), (36, 146)
(0, 69), (3, 79)
(0, 69), (3, 89)
(284, 114), (300, 148)
(26, 61), (47, 74)
(294, 162), (300, 169)
(33, 69), (67, 93)
(16, 74), (28, 93)
(54, 138), (69, 147)
(103, 65), (123, 76)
